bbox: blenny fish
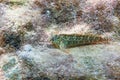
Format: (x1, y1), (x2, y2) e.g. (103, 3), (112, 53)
(50, 34), (109, 49)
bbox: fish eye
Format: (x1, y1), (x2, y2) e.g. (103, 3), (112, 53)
(50, 37), (54, 41)
(51, 35), (58, 41)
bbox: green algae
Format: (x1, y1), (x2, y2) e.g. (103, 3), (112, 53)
(2, 58), (16, 71)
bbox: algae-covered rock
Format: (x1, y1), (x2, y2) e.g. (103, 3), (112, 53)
(106, 57), (120, 79)
(16, 43), (120, 80)
(2, 58), (16, 71)
(0, 53), (26, 80)
(0, 40), (120, 80)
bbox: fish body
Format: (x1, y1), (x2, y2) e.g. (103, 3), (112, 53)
(51, 34), (109, 49)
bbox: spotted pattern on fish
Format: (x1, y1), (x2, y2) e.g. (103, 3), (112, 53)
(50, 34), (109, 49)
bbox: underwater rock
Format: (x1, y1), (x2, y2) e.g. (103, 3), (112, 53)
(39, 0), (79, 24)
(0, 44), (120, 80)
(0, 53), (27, 80)
(106, 57), (120, 79)
(16, 43), (120, 79)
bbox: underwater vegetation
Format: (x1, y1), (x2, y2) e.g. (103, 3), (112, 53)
(2, 58), (16, 71)
(51, 34), (109, 49)
(1, 56), (22, 80)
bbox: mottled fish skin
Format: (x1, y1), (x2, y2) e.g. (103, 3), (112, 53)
(51, 34), (109, 49)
